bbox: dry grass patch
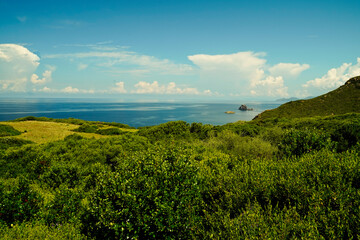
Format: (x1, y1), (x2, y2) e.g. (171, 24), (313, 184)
(1, 121), (108, 144)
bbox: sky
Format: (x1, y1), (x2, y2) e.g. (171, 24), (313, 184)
(0, 0), (360, 101)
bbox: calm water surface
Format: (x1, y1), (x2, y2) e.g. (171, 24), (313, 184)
(0, 99), (280, 127)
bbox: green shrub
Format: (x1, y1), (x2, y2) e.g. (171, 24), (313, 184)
(331, 123), (360, 152)
(206, 130), (276, 159)
(138, 121), (191, 141)
(278, 129), (332, 158)
(0, 178), (41, 226)
(0, 221), (85, 239)
(219, 122), (262, 137)
(43, 185), (82, 224)
(95, 127), (125, 135)
(39, 163), (80, 189)
(81, 145), (202, 239)
(0, 137), (32, 150)
(73, 123), (98, 133)
(0, 124), (21, 137)
(190, 122), (213, 139)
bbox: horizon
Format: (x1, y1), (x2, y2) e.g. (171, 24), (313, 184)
(1, 0), (360, 101)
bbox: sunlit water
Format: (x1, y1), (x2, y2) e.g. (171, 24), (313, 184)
(0, 99), (280, 127)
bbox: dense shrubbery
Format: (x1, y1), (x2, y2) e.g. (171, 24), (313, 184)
(0, 124), (21, 137)
(1, 114), (360, 238)
(0, 137), (32, 150)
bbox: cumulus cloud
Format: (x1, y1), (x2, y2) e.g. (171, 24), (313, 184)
(189, 51), (266, 83)
(61, 86), (80, 93)
(269, 63), (310, 78)
(112, 82), (127, 93)
(303, 58), (360, 89)
(35, 86), (94, 94)
(0, 44), (40, 91)
(188, 51), (306, 97)
(31, 70), (53, 84)
(132, 81), (210, 95)
(251, 76), (289, 97)
(38, 86), (52, 93)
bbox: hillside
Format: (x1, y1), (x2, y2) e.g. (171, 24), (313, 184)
(254, 76), (360, 120)
(1, 113), (360, 239)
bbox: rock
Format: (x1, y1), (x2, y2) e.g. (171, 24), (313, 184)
(239, 104), (253, 111)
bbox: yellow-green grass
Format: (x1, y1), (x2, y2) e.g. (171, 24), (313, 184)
(1, 121), (113, 144)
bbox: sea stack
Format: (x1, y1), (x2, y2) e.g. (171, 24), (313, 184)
(239, 104), (253, 111)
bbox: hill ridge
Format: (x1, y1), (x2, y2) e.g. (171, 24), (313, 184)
(254, 75), (360, 120)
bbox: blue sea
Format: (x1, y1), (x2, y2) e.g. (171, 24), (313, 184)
(0, 99), (280, 127)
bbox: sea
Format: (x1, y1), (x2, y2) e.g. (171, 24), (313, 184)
(0, 98), (280, 128)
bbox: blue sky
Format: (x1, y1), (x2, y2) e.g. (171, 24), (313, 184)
(1, 0), (360, 101)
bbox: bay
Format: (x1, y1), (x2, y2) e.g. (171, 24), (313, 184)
(0, 98), (280, 127)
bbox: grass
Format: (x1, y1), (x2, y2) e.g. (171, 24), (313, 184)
(1, 121), (110, 144)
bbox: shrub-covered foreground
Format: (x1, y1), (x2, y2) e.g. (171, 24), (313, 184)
(1, 114), (360, 239)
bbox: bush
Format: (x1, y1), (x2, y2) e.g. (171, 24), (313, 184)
(73, 124), (98, 133)
(0, 124), (21, 137)
(95, 127), (125, 135)
(138, 121), (191, 141)
(0, 221), (85, 239)
(0, 137), (32, 150)
(206, 130), (276, 159)
(43, 186), (82, 224)
(0, 178), (41, 226)
(331, 123), (360, 152)
(190, 122), (213, 140)
(81, 145), (202, 239)
(278, 129), (332, 158)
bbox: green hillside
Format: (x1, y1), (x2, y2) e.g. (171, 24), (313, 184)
(254, 76), (360, 120)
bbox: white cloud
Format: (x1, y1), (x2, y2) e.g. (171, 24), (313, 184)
(31, 70), (53, 84)
(0, 44), (40, 91)
(188, 51), (306, 97)
(35, 86), (94, 94)
(44, 51), (193, 75)
(38, 86), (52, 92)
(78, 63), (88, 70)
(189, 51), (266, 83)
(251, 76), (289, 97)
(112, 82), (127, 93)
(269, 63), (310, 78)
(61, 86), (80, 93)
(303, 58), (360, 89)
(132, 81), (208, 95)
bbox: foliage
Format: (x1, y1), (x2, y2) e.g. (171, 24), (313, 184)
(331, 123), (360, 152)
(82, 145), (202, 239)
(0, 137), (33, 150)
(278, 129), (332, 157)
(0, 221), (85, 239)
(72, 123), (98, 133)
(0, 178), (41, 226)
(138, 121), (191, 141)
(95, 127), (126, 135)
(0, 124), (21, 137)
(0, 113), (360, 239)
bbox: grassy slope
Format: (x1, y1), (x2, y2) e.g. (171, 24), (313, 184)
(254, 76), (360, 120)
(1, 121), (136, 144)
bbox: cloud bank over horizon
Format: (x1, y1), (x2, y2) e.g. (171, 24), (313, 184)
(1, 43), (360, 99)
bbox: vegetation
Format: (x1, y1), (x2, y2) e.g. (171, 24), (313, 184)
(1, 78), (360, 238)
(255, 76), (360, 120)
(0, 124), (21, 137)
